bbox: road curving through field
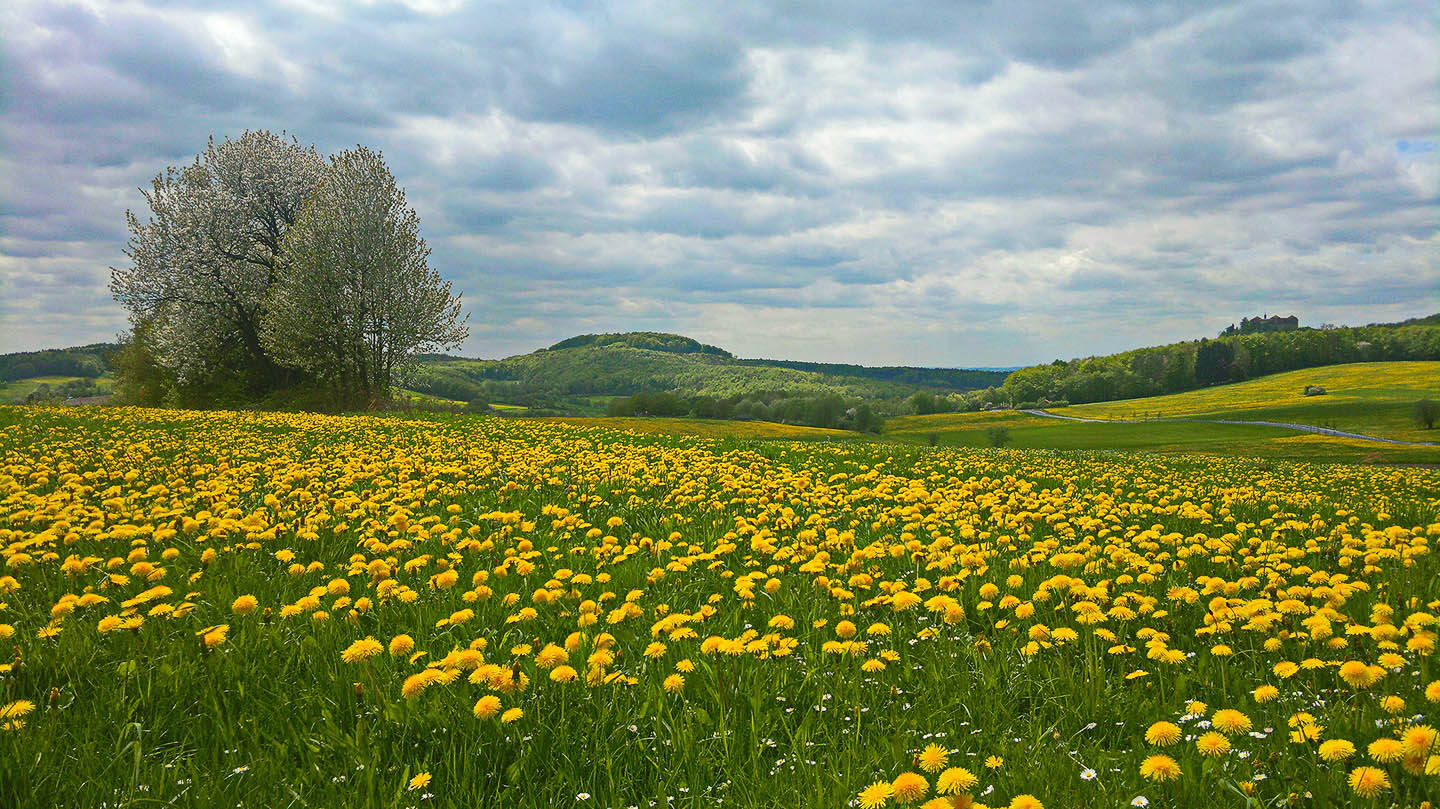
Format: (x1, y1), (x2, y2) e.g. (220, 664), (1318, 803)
(1021, 409), (1440, 447)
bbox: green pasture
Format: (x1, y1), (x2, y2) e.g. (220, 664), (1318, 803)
(1069, 362), (1439, 442)
(0, 375), (112, 403)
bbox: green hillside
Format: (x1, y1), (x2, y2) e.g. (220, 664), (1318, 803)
(0, 374), (113, 404)
(1072, 361), (1439, 442)
(883, 360), (1440, 464)
(987, 315), (1440, 408)
(409, 333), (1004, 409)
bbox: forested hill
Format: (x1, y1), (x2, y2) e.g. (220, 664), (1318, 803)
(546, 332), (733, 357)
(0, 343), (118, 381)
(410, 332), (1005, 406)
(993, 317), (1440, 407)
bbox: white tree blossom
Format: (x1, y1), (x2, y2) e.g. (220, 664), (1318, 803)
(262, 146), (467, 404)
(110, 131), (325, 383)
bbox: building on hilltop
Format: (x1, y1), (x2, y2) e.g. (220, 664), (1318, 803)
(1220, 314), (1300, 336)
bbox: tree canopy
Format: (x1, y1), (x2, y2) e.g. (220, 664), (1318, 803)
(110, 132), (466, 409)
(263, 146), (467, 405)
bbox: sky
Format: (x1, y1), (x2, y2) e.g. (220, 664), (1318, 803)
(1, 0), (1436, 367)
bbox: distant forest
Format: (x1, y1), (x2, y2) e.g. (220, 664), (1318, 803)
(987, 320), (1440, 408)
(735, 358), (1005, 390)
(0, 344), (116, 382)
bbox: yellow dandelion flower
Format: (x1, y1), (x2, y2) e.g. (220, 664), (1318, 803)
(1402, 725), (1436, 755)
(1144, 721), (1182, 746)
(1009, 796), (1043, 809)
(1195, 731), (1230, 757)
(500, 707), (523, 723)
(663, 673), (684, 693)
(0, 700), (35, 721)
(891, 772), (928, 803)
(1318, 739), (1355, 762)
(917, 743), (949, 773)
(1253, 685), (1279, 703)
(473, 695), (501, 719)
(341, 637), (383, 663)
(936, 767), (978, 794)
(198, 624), (228, 649)
(1211, 709), (1252, 735)
(1347, 766), (1388, 798)
(401, 670), (439, 699)
(389, 634), (415, 657)
(858, 780), (894, 809)
(1338, 660), (1371, 688)
(536, 643), (568, 670)
(407, 772), (432, 791)
(1139, 754), (1181, 782)
(1367, 737), (1403, 762)
(231, 594), (258, 615)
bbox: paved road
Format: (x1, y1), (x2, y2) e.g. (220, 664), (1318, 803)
(1019, 410), (1440, 447)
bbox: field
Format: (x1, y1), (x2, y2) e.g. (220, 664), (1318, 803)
(1, 405), (1438, 808)
(551, 416), (862, 441)
(0, 375), (112, 403)
(885, 362), (1440, 465)
(1072, 363), (1440, 443)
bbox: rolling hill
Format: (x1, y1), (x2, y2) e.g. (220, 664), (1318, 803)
(408, 332), (1008, 410)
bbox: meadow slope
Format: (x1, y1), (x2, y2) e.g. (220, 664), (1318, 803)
(885, 362), (1440, 464)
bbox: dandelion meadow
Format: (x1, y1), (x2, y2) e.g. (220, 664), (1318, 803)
(1, 405), (1438, 808)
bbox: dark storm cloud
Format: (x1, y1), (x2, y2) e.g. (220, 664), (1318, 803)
(1, 0), (1435, 366)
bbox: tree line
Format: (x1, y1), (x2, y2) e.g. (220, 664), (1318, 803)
(110, 131), (466, 410)
(735, 358), (1007, 391)
(0, 345), (114, 382)
(606, 391), (884, 433)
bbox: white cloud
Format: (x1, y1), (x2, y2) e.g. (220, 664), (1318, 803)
(1, 0), (1435, 363)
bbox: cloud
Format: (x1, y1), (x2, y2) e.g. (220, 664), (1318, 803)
(1, 0), (1436, 366)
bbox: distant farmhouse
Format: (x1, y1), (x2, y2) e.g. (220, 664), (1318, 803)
(1221, 314), (1299, 336)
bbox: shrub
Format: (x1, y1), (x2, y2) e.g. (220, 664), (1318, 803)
(1415, 399), (1439, 429)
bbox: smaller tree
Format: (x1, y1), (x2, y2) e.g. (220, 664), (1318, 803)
(986, 426), (1012, 448)
(263, 147), (467, 406)
(1415, 399), (1439, 430)
(908, 390), (938, 415)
